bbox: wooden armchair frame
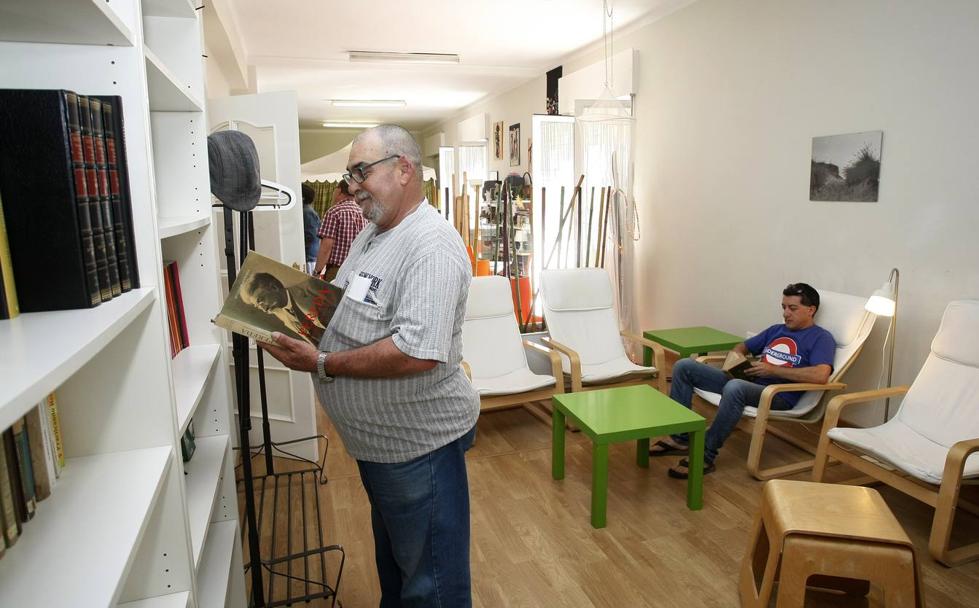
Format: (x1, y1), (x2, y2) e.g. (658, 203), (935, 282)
(812, 386), (979, 566)
(542, 331), (667, 394)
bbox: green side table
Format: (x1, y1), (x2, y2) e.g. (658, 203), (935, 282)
(642, 325), (744, 366)
(551, 385), (707, 528)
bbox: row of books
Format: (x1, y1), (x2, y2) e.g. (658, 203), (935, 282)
(0, 89), (140, 314)
(0, 394), (65, 559)
(164, 259), (190, 358)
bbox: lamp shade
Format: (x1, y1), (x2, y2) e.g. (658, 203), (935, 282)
(865, 282), (897, 317)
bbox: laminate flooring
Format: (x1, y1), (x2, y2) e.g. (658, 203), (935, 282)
(239, 358), (979, 607)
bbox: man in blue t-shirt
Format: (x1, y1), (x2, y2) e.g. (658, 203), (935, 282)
(654, 283), (836, 478)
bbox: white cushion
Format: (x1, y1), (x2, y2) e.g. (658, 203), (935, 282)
(471, 367), (556, 396)
(463, 276), (544, 390)
(694, 388), (819, 419)
(828, 420), (979, 485)
(827, 300), (979, 484)
(582, 358), (656, 385)
(541, 269), (651, 375)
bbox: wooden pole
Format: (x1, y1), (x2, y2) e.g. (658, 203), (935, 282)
(599, 187), (613, 267)
(585, 186), (595, 268)
(556, 186), (566, 269)
(595, 187), (607, 267)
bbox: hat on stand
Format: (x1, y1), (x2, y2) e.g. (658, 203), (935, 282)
(207, 130), (261, 212)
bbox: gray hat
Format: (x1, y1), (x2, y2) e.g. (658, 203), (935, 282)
(208, 130), (261, 212)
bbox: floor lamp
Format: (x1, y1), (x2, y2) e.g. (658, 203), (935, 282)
(865, 268), (899, 421)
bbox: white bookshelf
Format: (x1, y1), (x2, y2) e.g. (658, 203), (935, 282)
(0, 1), (245, 606)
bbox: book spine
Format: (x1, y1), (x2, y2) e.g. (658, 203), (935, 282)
(46, 393), (65, 471)
(170, 260), (190, 349)
(24, 407), (51, 501)
(0, 261), (7, 320)
(96, 96), (139, 290)
(38, 396), (60, 482)
(10, 421), (35, 521)
(213, 315), (275, 345)
(64, 92), (103, 306)
(78, 95), (113, 302)
(89, 98), (122, 298)
(2, 431), (25, 526)
(0, 193), (18, 319)
(0, 433), (19, 547)
(98, 99), (133, 292)
(163, 262), (180, 357)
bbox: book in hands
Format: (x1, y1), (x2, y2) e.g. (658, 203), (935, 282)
(722, 350), (757, 381)
(213, 252), (342, 346)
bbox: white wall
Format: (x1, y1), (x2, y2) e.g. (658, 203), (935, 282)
(425, 75), (547, 180)
(428, 0), (979, 425)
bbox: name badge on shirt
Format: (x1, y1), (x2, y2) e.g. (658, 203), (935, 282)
(345, 274), (373, 303)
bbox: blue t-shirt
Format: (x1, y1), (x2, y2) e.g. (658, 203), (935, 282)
(743, 324), (836, 407)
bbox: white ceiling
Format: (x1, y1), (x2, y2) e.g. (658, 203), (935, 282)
(224, 0), (688, 130)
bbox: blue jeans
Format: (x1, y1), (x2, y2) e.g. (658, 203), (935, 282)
(356, 425), (477, 608)
(669, 358), (790, 464)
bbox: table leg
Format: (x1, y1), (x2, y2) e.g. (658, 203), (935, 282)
(636, 437), (649, 468)
(686, 428), (704, 510)
(552, 406), (566, 480)
(591, 443), (609, 528)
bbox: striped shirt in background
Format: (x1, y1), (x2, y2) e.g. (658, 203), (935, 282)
(315, 200), (479, 463)
(317, 198), (367, 267)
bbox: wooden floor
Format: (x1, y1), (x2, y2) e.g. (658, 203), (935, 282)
(240, 363), (979, 607)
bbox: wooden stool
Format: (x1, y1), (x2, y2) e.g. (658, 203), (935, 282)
(740, 479), (925, 607)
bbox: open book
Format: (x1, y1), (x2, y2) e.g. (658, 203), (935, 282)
(722, 350), (757, 381)
(213, 252), (342, 346)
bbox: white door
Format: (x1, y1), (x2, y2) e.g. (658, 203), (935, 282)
(208, 91), (318, 462)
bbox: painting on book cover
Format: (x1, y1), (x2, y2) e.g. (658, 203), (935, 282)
(218, 252), (342, 345)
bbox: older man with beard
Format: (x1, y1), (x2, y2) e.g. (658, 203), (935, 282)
(261, 125), (479, 607)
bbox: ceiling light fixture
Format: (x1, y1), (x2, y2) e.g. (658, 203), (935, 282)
(330, 99), (406, 108)
(347, 50), (460, 64)
(322, 121), (379, 129)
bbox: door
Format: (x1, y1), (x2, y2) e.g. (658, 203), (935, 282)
(208, 91), (319, 462)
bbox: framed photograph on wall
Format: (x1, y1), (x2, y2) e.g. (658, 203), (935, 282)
(493, 121), (505, 159)
(509, 123), (520, 167)
(810, 130), (883, 202)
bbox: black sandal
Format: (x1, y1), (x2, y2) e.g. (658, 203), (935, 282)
(667, 458), (715, 479)
(649, 439), (689, 457)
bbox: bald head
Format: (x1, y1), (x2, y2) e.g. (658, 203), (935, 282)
(354, 124), (422, 180)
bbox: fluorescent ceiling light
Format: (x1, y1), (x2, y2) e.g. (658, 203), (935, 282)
(322, 121), (378, 129)
(330, 99), (406, 108)
(348, 50), (460, 64)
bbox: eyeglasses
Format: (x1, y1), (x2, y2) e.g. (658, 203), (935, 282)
(342, 155), (400, 185)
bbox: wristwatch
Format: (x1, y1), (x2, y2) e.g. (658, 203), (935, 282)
(316, 351), (335, 383)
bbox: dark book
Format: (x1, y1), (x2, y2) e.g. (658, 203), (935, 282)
(24, 407), (52, 502)
(0, 89), (102, 310)
(88, 97), (122, 298)
(0, 192), (18, 319)
(78, 95), (115, 302)
(94, 97), (138, 291)
(0, 432), (20, 548)
(10, 420), (35, 522)
(163, 261), (184, 357)
(1, 431), (25, 527)
(170, 260), (190, 349)
(723, 351), (757, 382)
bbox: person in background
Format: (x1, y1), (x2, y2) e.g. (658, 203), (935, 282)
(301, 183), (320, 270)
(261, 125), (479, 606)
(655, 283), (835, 478)
(313, 180), (367, 281)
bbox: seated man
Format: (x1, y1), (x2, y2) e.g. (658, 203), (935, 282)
(656, 283), (835, 478)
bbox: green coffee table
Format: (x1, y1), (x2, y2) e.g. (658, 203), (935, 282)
(551, 385), (707, 528)
(642, 325), (743, 366)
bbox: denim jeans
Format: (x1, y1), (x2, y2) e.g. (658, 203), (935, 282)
(356, 425), (477, 608)
(669, 358), (790, 464)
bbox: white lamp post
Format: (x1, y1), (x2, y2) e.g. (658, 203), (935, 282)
(865, 268), (900, 421)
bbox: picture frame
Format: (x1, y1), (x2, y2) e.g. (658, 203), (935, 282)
(509, 123), (520, 167)
(493, 121), (505, 159)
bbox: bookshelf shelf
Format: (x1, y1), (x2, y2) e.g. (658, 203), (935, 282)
(185, 434), (230, 567)
(0, 0), (135, 47)
(173, 343), (221, 435)
(197, 520), (238, 608)
(145, 45), (204, 112)
(119, 590), (191, 608)
(0, 447), (172, 606)
(142, 0), (197, 19)
(0, 287), (156, 431)
(159, 215), (211, 239)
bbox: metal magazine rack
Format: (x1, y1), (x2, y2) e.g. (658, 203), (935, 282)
(218, 199), (345, 608)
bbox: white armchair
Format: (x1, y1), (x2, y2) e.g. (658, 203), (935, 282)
(813, 300), (979, 566)
(462, 276), (563, 420)
(539, 268), (666, 393)
(693, 289), (876, 480)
